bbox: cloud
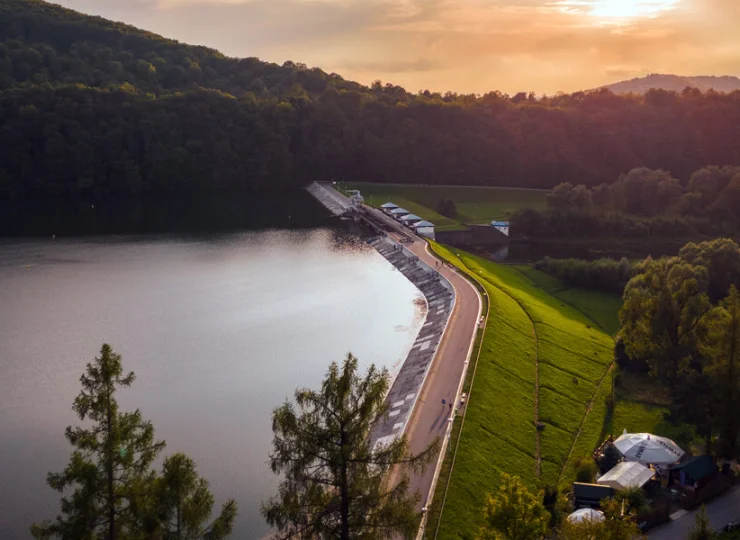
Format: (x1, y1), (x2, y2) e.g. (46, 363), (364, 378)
(343, 58), (443, 74)
(52, 0), (740, 94)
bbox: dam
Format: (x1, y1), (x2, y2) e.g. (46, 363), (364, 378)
(306, 182), (455, 446)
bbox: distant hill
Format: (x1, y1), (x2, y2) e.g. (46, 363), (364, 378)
(603, 74), (740, 94)
(4, 0), (740, 202)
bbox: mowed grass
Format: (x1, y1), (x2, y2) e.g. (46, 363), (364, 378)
(429, 244), (614, 538)
(430, 244), (537, 539)
(514, 266), (623, 336)
(344, 183), (547, 227)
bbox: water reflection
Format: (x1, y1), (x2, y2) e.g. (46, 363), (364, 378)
(0, 228), (423, 538)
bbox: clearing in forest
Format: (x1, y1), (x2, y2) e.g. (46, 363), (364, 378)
(430, 245), (613, 539)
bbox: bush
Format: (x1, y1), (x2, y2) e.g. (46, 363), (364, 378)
(534, 256), (634, 294)
(617, 486), (649, 514)
(436, 199), (458, 219)
(574, 457), (598, 483)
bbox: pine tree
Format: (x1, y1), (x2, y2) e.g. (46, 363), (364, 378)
(153, 453), (237, 539)
(31, 344), (165, 539)
(261, 353), (437, 539)
(687, 506), (715, 540)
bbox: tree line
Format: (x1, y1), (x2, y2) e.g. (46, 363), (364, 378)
(535, 239), (740, 460)
(4, 1), (740, 200)
(618, 239), (740, 460)
(534, 257), (634, 294)
(512, 166), (740, 240)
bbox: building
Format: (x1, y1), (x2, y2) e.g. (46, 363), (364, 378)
(380, 202), (399, 213)
(412, 220), (435, 240)
(390, 207), (410, 220)
(349, 191), (364, 207)
(492, 221), (510, 236)
(572, 482), (614, 509)
(399, 214), (422, 227)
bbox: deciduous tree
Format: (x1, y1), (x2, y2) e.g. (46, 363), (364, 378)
(701, 286), (740, 459)
(477, 473), (549, 540)
(619, 257), (711, 391)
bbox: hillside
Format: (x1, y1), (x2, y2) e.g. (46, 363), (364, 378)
(603, 74), (740, 94)
(3, 0), (740, 201)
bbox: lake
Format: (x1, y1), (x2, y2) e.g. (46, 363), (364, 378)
(0, 202), (424, 538)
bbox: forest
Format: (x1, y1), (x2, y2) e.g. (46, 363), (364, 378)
(3, 0), (740, 200)
(511, 166), (740, 239)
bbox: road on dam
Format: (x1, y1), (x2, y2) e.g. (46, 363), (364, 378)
(363, 205), (482, 518)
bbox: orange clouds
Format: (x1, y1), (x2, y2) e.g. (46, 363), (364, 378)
(54, 0), (740, 94)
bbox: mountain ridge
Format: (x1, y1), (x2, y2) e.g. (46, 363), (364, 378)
(602, 73), (740, 94)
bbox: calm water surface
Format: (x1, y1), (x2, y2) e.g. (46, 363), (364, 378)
(0, 229), (424, 538)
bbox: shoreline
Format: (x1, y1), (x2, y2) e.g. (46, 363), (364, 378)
(305, 182), (455, 447)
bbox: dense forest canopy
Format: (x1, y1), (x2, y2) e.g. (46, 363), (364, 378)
(511, 166), (740, 239)
(3, 0), (740, 200)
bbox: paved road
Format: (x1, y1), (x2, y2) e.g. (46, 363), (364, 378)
(649, 486), (740, 539)
(364, 206), (482, 511)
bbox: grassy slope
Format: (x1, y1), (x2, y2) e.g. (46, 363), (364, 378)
(514, 266), (622, 336)
(430, 245), (614, 539)
(513, 268), (696, 450)
(344, 183), (547, 229)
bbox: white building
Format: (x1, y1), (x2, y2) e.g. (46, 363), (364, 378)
(492, 221), (510, 236)
(412, 220), (435, 240)
(390, 207), (410, 220)
(399, 214), (422, 227)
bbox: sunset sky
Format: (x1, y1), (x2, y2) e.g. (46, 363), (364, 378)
(53, 0), (740, 95)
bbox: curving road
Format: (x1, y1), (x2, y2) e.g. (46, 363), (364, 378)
(363, 206), (482, 515)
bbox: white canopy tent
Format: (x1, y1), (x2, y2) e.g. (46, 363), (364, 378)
(614, 430), (684, 465)
(597, 461), (654, 490)
(567, 508), (605, 523)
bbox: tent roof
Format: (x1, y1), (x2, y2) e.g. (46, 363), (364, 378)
(400, 214), (422, 221)
(390, 207), (409, 214)
(597, 461), (654, 490)
(492, 221), (509, 227)
(614, 431), (684, 465)
(381, 202), (399, 209)
(567, 508), (604, 523)
(413, 220), (435, 228)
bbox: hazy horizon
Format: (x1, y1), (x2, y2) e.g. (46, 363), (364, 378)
(49, 0), (740, 95)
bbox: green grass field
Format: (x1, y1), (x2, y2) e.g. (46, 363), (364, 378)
(343, 183), (547, 231)
(429, 244), (616, 539)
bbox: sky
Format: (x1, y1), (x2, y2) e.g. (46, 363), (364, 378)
(53, 0), (740, 95)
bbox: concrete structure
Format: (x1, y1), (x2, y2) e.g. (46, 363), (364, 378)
(368, 236), (455, 448)
(412, 220), (435, 240)
(492, 220), (510, 236)
(306, 182), (352, 216)
(307, 182), (482, 532)
(349, 191), (364, 207)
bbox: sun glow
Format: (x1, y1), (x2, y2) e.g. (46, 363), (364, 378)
(558, 0), (680, 21)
